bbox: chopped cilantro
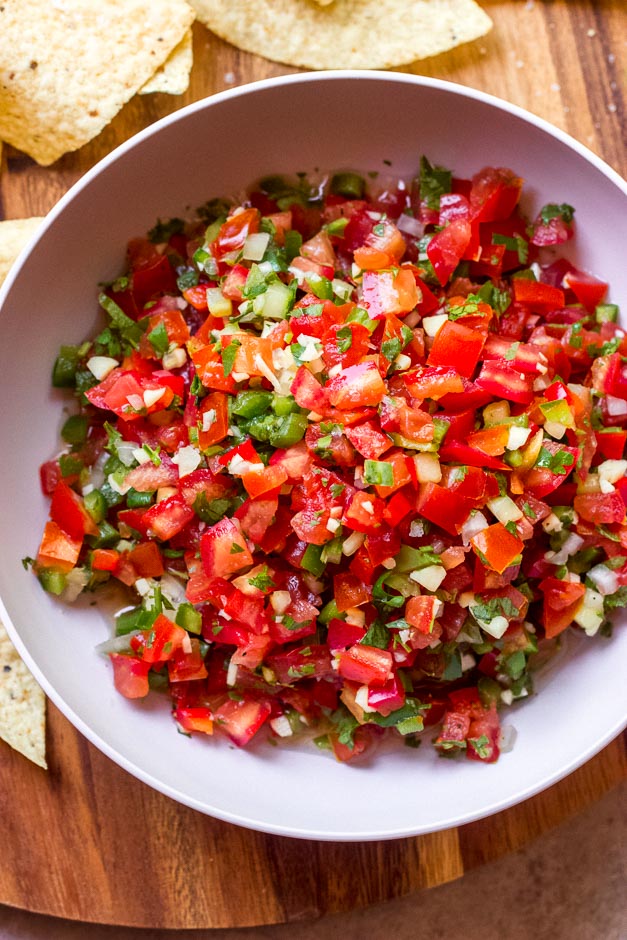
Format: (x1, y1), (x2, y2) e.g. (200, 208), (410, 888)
(419, 156), (452, 211)
(471, 596), (520, 623)
(535, 446), (575, 475)
(539, 203), (575, 225)
(335, 325), (353, 353)
(248, 566), (276, 592)
(147, 321), (169, 358)
(221, 339), (241, 377)
(361, 620), (390, 650)
(148, 217), (184, 243)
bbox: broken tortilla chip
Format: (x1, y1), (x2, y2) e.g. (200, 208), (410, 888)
(0, 218), (44, 287)
(0, 621), (46, 769)
(0, 0), (195, 166)
(140, 28), (194, 96)
(189, 0), (492, 70)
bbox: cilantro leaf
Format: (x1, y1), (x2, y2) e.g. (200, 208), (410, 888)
(336, 326), (353, 353)
(419, 156), (452, 211)
(535, 446), (575, 475)
(221, 339), (241, 377)
(147, 321), (169, 358)
(148, 217), (184, 243)
(539, 203), (575, 225)
(361, 620), (390, 650)
(248, 566), (276, 592)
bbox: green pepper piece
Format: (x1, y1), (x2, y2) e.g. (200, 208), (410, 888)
(301, 543), (326, 577)
(232, 390), (273, 419)
(88, 521), (119, 548)
(37, 568), (67, 595)
(84, 489), (108, 524)
(268, 413), (308, 448)
(595, 303), (619, 324)
(271, 394), (300, 416)
(61, 414), (89, 445)
(126, 488), (154, 509)
(175, 603), (202, 635)
(52, 345), (81, 387)
(330, 172), (366, 200)
(318, 599), (344, 625)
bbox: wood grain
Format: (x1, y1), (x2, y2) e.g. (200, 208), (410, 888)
(0, 0), (625, 929)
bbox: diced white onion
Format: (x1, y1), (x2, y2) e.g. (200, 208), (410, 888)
(461, 511), (489, 546)
(342, 531), (365, 556)
(598, 459), (627, 485)
(355, 685), (376, 713)
(202, 408), (217, 431)
(345, 608), (366, 626)
(132, 447), (151, 465)
(587, 564), (618, 596)
(506, 425), (532, 450)
(606, 395), (627, 416)
(87, 356), (119, 381)
(422, 313), (448, 337)
(116, 441), (138, 467)
(143, 387), (166, 408)
(242, 232), (270, 261)
(326, 517), (341, 533)
(270, 716), (293, 738)
(270, 591), (291, 614)
(409, 565), (447, 592)
(206, 287), (232, 318)
(573, 588), (604, 636)
(396, 213), (424, 237)
(162, 347), (187, 371)
(499, 724), (518, 752)
(172, 445), (201, 478)
(226, 659), (238, 687)
(487, 495), (523, 524)
(414, 453), (442, 483)
(481, 615), (509, 639)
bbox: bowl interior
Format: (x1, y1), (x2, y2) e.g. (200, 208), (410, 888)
(1, 73), (626, 839)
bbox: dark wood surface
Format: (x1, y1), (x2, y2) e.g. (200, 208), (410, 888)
(0, 0), (625, 928)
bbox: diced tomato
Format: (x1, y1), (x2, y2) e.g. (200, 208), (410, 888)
(174, 707), (214, 735)
(574, 491), (625, 524)
(36, 520), (82, 572)
(427, 219), (472, 286)
(49, 480), (98, 539)
(214, 696), (272, 746)
(168, 638), (208, 682)
(200, 517), (254, 579)
(143, 495), (195, 541)
(337, 644), (393, 686)
(563, 267), (608, 311)
(426, 320), (486, 378)
(91, 548), (120, 572)
(471, 523), (524, 574)
(326, 361), (386, 409)
(109, 654), (151, 699)
(539, 578), (586, 638)
(130, 614), (187, 663)
(513, 278), (565, 310)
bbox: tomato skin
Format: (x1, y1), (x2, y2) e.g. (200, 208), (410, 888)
(143, 495), (195, 541)
(130, 614), (187, 664)
(200, 517), (254, 579)
(214, 697), (272, 747)
(50, 480), (98, 539)
(563, 268), (608, 311)
(337, 644), (393, 686)
(415, 483), (474, 537)
(471, 523), (524, 574)
(426, 320), (486, 378)
(539, 578), (586, 638)
(426, 219), (472, 286)
(326, 361), (387, 409)
(174, 707), (214, 735)
(470, 166), (523, 222)
(37, 520), (82, 572)
(574, 491), (626, 524)
(109, 654), (151, 699)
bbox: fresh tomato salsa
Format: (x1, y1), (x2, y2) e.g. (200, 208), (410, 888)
(31, 158), (626, 762)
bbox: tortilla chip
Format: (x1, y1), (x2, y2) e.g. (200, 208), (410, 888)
(0, 0), (195, 166)
(189, 0), (492, 69)
(0, 621), (46, 768)
(140, 28), (194, 96)
(0, 218), (44, 287)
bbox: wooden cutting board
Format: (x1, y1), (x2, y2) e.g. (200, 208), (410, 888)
(0, 0), (625, 929)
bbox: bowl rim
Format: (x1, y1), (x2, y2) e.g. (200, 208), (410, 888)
(1, 70), (626, 841)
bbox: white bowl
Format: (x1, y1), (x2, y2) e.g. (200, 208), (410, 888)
(1, 73), (626, 841)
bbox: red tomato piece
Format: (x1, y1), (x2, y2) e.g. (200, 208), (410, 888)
(109, 654), (151, 699)
(200, 517), (254, 578)
(337, 645), (393, 686)
(470, 523), (524, 574)
(213, 696), (272, 746)
(426, 320), (486, 378)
